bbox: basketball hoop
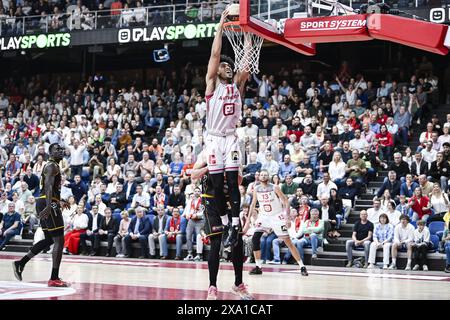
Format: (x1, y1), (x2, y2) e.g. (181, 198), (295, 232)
(223, 21), (264, 74)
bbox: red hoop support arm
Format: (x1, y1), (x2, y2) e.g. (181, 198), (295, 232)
(283, 14), (449, 55)
(367, 14), (449, 56)
(239, 0), (316, 56)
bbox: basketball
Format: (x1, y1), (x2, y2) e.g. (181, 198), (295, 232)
(226, 3), (240, 21)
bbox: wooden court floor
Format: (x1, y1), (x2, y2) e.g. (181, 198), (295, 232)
(0, 252), (448, 300)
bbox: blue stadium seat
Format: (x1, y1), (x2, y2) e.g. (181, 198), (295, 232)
(429, 221), (445, 236)
(410, 221), (417, 229)
(429, 234), (439, 253)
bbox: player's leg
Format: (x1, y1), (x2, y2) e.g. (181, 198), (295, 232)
(48, 204), (69, 286)
(204, 208), (223, 300)
(273, 213), (309, 276)
(230, 233), (254, 300)
(249, 231), (264, 275)
(223, 136), (242, 247)
(206, 136), (227, 226)
(13, 229), (54, 281)
(50, 233), (65, 281)
(207, 234), (222, 300)
(223, 170), (241, 247)
(231, 232), (244, 286)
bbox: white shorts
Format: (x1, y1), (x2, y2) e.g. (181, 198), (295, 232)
(205, 134), (240, 173)
(254, 212), (289, 237)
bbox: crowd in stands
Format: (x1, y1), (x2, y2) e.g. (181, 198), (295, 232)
(0, 0), (225, 34)
(0, 54), (449, 273)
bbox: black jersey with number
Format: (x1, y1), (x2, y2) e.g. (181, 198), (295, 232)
(37, 159), (64, 236)
(39, 160), (61, 201)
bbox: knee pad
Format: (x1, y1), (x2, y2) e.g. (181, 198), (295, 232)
(252, 232), (263, 251)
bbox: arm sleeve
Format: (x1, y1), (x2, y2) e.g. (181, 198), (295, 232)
(373, 224), (379, 242)
(424, 228), (430, 243)
(393, 225), (399, 243)
(80, 215), (89, 229)
(164, 218), (171, 231)
(387, 224), (394, 242)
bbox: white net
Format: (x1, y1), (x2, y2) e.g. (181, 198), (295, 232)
(223, 25), (264, 74)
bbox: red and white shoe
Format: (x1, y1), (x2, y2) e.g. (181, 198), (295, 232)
(48, 278), (71, 287)
(206, 286), (218, 300)
(231, 283), (254, 300)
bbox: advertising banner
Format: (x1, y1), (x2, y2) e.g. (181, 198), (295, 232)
(284, 14), (372, 43)
(0, 23), (218, 51)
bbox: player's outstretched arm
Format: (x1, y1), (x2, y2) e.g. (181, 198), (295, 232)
(205, 8), (229, 96)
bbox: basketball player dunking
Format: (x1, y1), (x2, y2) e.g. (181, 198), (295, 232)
(245, 170), (309, 276)
(13, 143), (71, 287)
(191, 151), (253, 300)
(204, 8), (249, 248)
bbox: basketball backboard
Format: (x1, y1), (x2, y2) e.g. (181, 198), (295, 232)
(239, 0), (316, 55)
(236, 0), (449, 55)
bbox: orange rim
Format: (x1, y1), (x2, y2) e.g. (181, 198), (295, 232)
(223, 21), (242, 32)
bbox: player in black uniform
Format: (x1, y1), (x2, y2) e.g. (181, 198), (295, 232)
(191, 152), (253, 300)
(13, 143), (71, 287)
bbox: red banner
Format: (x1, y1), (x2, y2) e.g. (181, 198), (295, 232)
(284, 14), (372, 43)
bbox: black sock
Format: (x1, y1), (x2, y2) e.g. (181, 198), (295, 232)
(19, 255), (31, 267)
(51, 267), (59, 280)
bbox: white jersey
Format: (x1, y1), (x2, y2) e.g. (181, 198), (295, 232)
(255, 183), (283, 216)
(206, 82), (242, 135)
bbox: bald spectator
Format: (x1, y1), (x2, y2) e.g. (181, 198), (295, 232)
(345, 210), (373, 268)
(279, 154), (296, 181)
(385, 153), (410, 183)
